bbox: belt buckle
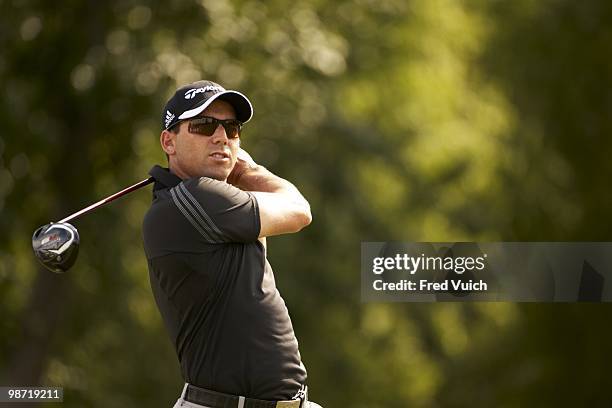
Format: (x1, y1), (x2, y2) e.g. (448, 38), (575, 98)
(275, 401), (300, 408)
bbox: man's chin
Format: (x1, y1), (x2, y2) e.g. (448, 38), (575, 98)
(201, 159), (233, 181)
(200, 169), (230, 182)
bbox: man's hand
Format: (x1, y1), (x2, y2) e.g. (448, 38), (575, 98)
(227, 148), (312, 238)
(227, 148), (258, 187)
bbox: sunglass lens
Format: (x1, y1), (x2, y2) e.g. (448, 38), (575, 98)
(189, 120), (217, 135)
(188, 117), (242, 138)
(222, 121), (241, 138)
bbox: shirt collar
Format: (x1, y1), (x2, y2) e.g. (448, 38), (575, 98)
(148, 165), (182, 191)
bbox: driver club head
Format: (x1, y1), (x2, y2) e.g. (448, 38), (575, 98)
(32, 222), (80, 273)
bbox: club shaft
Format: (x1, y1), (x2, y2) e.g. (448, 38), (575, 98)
(58, 177), (155, 224)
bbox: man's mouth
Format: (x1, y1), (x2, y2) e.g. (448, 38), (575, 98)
(209, 151), (230, 161)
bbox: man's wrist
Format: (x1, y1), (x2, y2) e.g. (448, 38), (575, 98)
(230, 164), (265, 189)
(238, 165), (300, 194)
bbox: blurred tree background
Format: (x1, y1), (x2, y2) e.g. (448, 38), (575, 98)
(1, 0), (612, 406)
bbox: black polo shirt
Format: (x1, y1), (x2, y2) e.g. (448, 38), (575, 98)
(142, 165), (306, 400)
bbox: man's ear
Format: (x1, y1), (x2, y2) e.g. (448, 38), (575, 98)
(160, 130), (177, 156)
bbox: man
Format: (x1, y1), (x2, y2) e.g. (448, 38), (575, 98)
(142, 80), (322, 408)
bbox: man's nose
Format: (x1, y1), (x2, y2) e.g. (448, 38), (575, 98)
(210, 124), (229, 144)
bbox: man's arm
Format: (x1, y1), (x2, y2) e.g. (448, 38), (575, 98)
(228, 149), (312, 238)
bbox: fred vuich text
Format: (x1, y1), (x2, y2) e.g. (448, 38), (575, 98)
(373, 279), (488, 292)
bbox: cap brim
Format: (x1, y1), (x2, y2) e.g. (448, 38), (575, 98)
(177, 90), (253, 123)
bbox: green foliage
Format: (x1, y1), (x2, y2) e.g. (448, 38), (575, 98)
(1, 0), (612, 406)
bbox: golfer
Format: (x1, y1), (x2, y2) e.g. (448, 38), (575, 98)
(142, 80), (321, 408)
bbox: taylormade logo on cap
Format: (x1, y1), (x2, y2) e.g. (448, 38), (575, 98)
(184, 85), (225, 100)
(162, 80), (254, 130)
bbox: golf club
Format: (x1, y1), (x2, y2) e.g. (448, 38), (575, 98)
(32, 176), (154, 273)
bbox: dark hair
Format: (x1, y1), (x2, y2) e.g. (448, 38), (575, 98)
(168, 122), (181, 134)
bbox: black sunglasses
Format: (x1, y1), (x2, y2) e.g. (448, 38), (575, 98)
(187, 116), (243, 139)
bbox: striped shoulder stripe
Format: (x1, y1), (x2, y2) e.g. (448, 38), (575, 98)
(169, 188), (218, 242)
(178, 183), (224, 236)
(170, 184), (227, 243)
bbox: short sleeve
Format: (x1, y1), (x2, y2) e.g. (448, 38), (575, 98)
(168, 177), (260, 243)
